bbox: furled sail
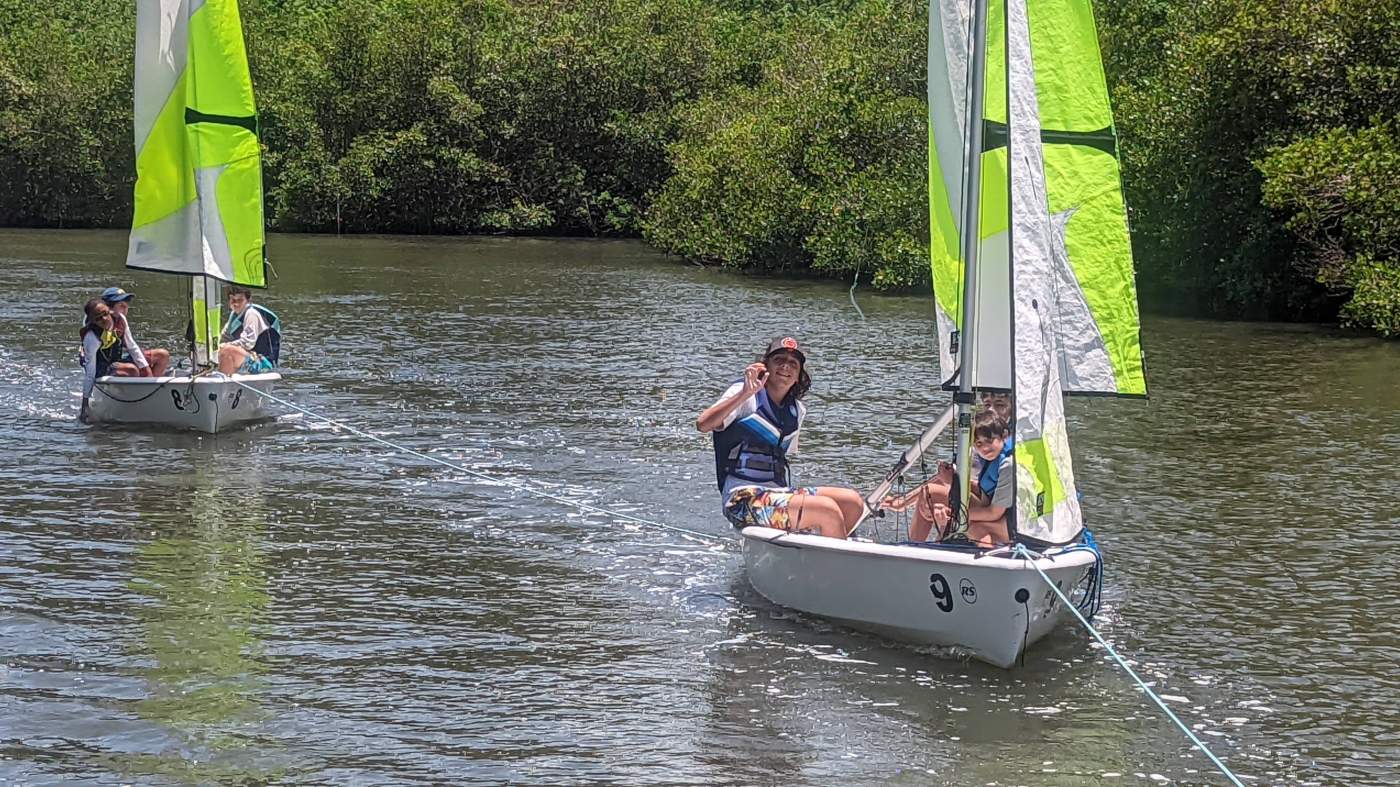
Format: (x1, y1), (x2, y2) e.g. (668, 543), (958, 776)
(127, 0), (266, 288)
(928, 0), (1143, 543)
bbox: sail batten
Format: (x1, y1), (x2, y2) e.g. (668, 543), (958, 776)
(128, 0), (266, 289)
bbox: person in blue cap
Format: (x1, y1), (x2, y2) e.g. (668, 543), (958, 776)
(98, 286), (171, 377)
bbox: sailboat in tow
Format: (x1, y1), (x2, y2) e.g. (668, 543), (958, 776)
(739, 0), (1147, 667)
(88, 0), (279, 433)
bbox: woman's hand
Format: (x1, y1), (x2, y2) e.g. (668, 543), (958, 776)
(930, 503), (951, 527)
(696, 362), (770, 432)
(739, 362), (769, 397)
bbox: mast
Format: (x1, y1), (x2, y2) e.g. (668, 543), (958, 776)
(949, 0), (990, 535)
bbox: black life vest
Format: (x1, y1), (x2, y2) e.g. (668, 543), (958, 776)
(82, 326), (123, 377)
(712, 388), (802, 492)
(223, 303), (282, 364)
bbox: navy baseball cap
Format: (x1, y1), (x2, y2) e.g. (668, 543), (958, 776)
(101, 286), (134, 303)
(764, 336), (806, 364)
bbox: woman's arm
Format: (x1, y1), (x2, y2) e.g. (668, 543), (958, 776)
(234, 309), (264, 351)
(80, 332), (100, 420)
(696, 362), (767, 433)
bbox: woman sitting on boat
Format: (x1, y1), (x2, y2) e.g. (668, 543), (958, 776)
(77, 297), (141, 423)
(882, 406), (1014, 547)
(696, 337), (864, 539)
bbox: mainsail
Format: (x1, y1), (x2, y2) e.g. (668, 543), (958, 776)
(127, 0), (266, 365)
(927, 0), (1147, 544)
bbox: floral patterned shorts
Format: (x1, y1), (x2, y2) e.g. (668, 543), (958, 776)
(723, 485), (821, 530)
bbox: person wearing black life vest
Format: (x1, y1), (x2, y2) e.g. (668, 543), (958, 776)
(696, 336), (865, 539)
(78, 298), (141, 423)
(217, 285), (281, 375)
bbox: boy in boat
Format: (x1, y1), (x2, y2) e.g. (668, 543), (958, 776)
(100, 286), (171, 377)
(882, 406), (1014, 547)
(697, 337), (865, 540)
(217, 285), (282, 375)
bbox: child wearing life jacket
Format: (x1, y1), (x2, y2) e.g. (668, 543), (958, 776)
(882, 405), (1014, 547)
(78, 297), (142, 423)
(216, 285), (281, 375)
(696, 337), (865, 539)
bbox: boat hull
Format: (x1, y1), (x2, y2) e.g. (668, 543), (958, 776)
(740, 527), (1096, 668)
(88, 373), (281, 434)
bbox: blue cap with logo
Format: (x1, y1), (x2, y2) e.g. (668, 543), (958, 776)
(100, 286), (134, 303)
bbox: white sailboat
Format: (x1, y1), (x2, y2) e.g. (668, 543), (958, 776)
(741, 0), (1147, 667)
(89, 0), (280, 433)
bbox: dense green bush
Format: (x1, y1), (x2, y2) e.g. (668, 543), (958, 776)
(1260, 120), (1400, 335)
(1106, 0), (1400, 327)
(644, 0), (926, 287)
(1, 0), (1396, 333)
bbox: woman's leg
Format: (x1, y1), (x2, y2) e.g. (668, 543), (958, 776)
(811, 486), (866, 532)
(787, 493), (849, 540)
(110, 362), (140, 377)
(218, 345), (248, 375)
(147, 348), (171, 376)
(966, 518), (1010, 548)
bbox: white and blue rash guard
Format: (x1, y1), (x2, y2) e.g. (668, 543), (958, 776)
(710, 381), (806, 500)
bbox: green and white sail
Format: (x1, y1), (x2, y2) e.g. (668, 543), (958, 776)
(928, 0), (1146, 398)
(928, 0), (1146, 543)
(127, 0), (266, 364)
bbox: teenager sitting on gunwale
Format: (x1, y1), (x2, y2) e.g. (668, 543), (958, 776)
(696, 336), (865, 540)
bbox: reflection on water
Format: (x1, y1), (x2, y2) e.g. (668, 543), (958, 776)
(0, 228), (1396, 786)
(118, 463), (275, 783)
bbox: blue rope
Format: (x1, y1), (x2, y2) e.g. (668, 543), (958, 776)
(233, 381), (734, 548)
(1061, 529), (1104, 620)
(1013, 543), (1246, 787)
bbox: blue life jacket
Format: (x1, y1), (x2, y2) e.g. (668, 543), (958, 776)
(712, 388), (801, 492)
(976, 436), (1015, 500)
(222, 303), (282, 365)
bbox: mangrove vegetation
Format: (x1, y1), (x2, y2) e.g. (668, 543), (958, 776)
(1, 0), (1396, 333)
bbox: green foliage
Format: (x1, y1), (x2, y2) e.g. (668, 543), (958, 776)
(2, 0), (1398, 333)
(644, 0), (927, 287)
(1259, 120), (1400, 335)
(1109, 0), (1400, 326)
(0, 0), (132, 227)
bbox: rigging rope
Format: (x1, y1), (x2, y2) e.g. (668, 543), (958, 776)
(848, 264), (865, 320)
(234, 381), (732, 548)
(1012, 544), (1246, 787)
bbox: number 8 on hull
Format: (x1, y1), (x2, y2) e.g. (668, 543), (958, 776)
(89, 0), (282, 433)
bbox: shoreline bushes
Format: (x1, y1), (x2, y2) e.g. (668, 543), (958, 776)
(0, 0), (1395, 333)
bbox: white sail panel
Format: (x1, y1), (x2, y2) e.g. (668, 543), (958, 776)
(927, 0), (969, 384)
(928, 0), (1013, 391)
(1007, 0), (1081, 544)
